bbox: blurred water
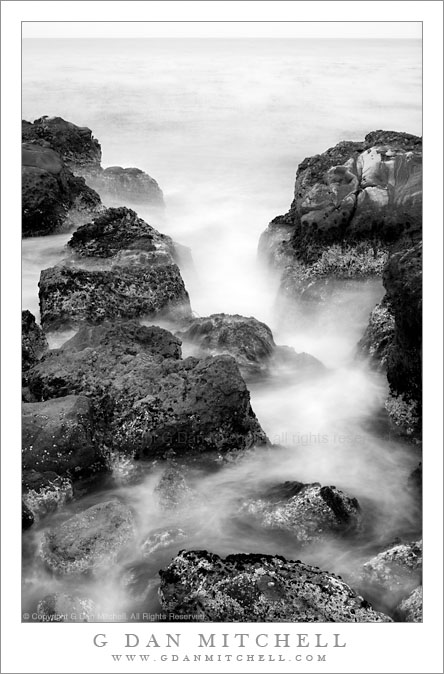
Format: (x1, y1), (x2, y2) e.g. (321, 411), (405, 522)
(21, 38), (421, 621)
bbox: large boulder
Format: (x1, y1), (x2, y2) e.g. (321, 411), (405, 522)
(22, 310), (48, 373)
(159, 550), (392, 622)
(39, 208), (192, 331)
(87, 166), (164, 206)
(22, 394), (101, 478)
(240, 481), (361, 545)
(40, 500), (135, 574)
(27, 322), (268, 459)
(22, 141), (102, 237)
(22, 117), (102, 175)
(177, 313), (324, 378)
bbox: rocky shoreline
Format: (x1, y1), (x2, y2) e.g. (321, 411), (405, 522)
(22, 119), (422, 623)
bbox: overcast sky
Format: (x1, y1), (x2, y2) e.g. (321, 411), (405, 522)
(23, 21), (422, 39)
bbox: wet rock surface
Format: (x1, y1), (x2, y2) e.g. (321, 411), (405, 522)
(240, 481), (361, 545)
(159, 550), (392, 622)
(87, 166), (164, 206)
(40, 500), (136, 574)
(141, 527), (187, 558)
(22, 310), (48, 374)
(22, 471), (73, 521)
(36, 593), (97, 622)
(396, 585), (422, 622)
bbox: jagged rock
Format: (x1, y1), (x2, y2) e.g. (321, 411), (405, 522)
(159, 550), (392, 622)
(27, 325), (268, 459)
(22, 141), (102, 237)
(240, 481), (361, 545)
(36, 593), (97, 622)
(22, 395), (101, 478)
(87, 166), (164, 206)
(39, 263), (190, 331)
(397, 585), (422, 622)
(357, 297), (395, 369)
(141, 527), (187, 557)
(22, 310), (48, 373)
(22, 470), (73, 520)
(177, 313), (324, 378)
(40, 500), (135, 574)
(22, 116), (102, 175)
(39, 208), (192, 331)
(359, 540), (422, 601)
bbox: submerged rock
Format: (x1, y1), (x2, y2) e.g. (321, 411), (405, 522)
(240, 481), (361, 545)
(159, 550), (392, 622)
(154, 464), (195, 511)
(36, 593), (97, 622)
(87, 166), (164, 206)
(141, 527), (187, 558)
(359, 540), (422, 600)
(22, 310), (48, 373)
(397, 585), (422, 622)
(40, 500), (135, 574)
(22, 141), (102, 237)
(27, 323), (267, 459)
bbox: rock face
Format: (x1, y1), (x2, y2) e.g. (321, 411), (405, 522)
(357, 297), (395, 370)
(240, 481), (361, 545)
(22, 116), (163, 205)
(87, 166), (164, 206)
(39, 207), (191, 331)
(40, 500), (135, 574)
(22, 395), (101, 478)
(27, 321), (268, 460)
(159, 550), (392, 622)
(397, 585), (422, 622)
(22, 310), (48, 373)
(22, 141), (102, 237)
(177, 313), (324, 378)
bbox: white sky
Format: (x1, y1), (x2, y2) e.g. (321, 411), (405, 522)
(22, 21), (422, 40)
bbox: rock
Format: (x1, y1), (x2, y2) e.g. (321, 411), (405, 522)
(141, 527), (187, 557)
(27, 327), (268, 459)
(67, 207), (173, 261)
(359, 540), (422, 599)
(259, 130), (422, 298)
(22, 116), (102, 175)
(39, 208), (192, 331)
(22, 500), (34, 530)
(357, 297), (395, 369)
(120, 563), (160, 601)
(397, 585), (422, 622)
(22, 310), (48, 373)
(159, 550), (392, 622)
(383, 242), (422, 435)
(22, 141), (102, 237)
(22, 395), (101, 478)
(154, 464), (195, 511)
(87, 166), (164, 206)
(408, 462), (422, 495)
(177, 313), (324, 378)
(36, 593), (96, 622)
(240, 481), (361, 545)
(40, 500), (135, 574)
(22, 470), (73, 520)
(39, 263), (191, 331)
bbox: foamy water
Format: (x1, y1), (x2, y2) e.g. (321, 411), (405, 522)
(22, 38), (421, 620)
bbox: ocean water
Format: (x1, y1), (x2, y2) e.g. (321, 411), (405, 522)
(21, 38), (422, 621)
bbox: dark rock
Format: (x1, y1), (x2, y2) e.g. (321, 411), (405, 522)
(22, 142), (102, 237)
(22, 310), (48, 373)
(27, 330), (268, 459)
(22, 395), (101, 478)
(397, 585), (422, 622)
(159, 550), (392, 622)
(22, 500), (34, 530)
(40, 500), (135, 574)
(36, 593), (96, 622)
(357, 297), (395, 369)
(408, 462), (422, 495)
(240, 481), (361, 545)
(39, 263), (191, 331)
(141, 527), (187, 557)
(87, 166), (164, 206)
(22, 116), (102, 175)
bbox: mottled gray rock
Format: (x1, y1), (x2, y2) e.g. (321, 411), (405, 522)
(36, 593), (97, 622)
(159, 550), (392, 622)
(22, 470), (73, 521)
(360, 540), (422, 597)
(22, 310), (48, 373)
(87, 166), (164, 206)
(40, 500), (136, 574)
(397, 585), (422, 622)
